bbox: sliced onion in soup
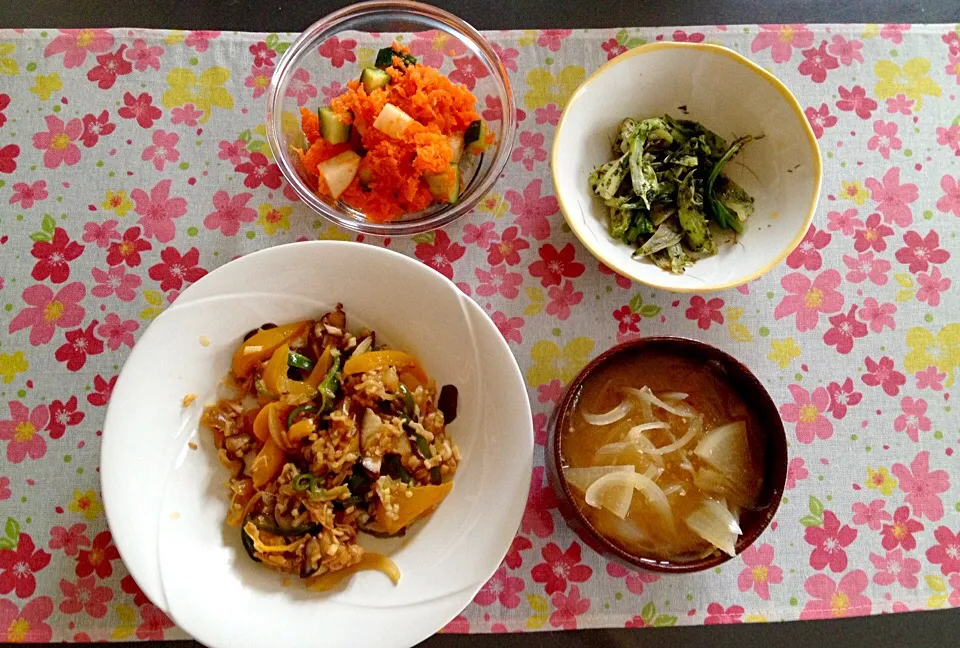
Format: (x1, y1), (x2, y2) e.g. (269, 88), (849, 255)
(626, 421), (670, 443)
(659, 392), (689, 401)
(604, 515), (653, 548)
(642, 465), (662, 481)
(692, 468), (754, 507)
(564, 465), (634, 493)
(685, 498), (742, 557)
(584, 472), (637, 518)
(631, 473), (673, 524)
(622, 387), (693, 418)
(581, 400), (633, 426)
(584, 471), (674, 522)
(643, 425), (698, 455)
(629, 435), (665, 467)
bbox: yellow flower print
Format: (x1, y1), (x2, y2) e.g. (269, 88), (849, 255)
(162, 66), (234, 123)
(861, 24), (880, 39)
(318, 225), (351, 241)
(874, 58), (941, 109)
(744, 614), (768, 623)
(517, 30), (538, 47)
(839, 180), (869, 206)
(477, 192), (508, 219)
(30, 73), (62, 100)
(0, 351), (28, 384)
(164, 30), (186, 45)
(111, 604), (137, 640)
(866, 466), (898, 496)
(524, 66), (585, 111)
(257, 203), (291, 236)
(0, 42), (19, 76)
(904, 324), (960, 387)
(527, 337), (594, 387)
(102, 190), (134, 217)
(768, 338), (801, 369)
(69, 489), (104, 520)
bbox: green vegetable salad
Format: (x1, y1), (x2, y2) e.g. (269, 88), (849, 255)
(589, 115), (760, 274)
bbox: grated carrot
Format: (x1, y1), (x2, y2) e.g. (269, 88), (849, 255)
(300, 107), (320, 145)
(297, 53), (481, 222)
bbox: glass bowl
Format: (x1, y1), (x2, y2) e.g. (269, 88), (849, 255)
(266, 0), (516, 236)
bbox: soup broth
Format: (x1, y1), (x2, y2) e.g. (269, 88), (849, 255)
(561, 349), (764, 562)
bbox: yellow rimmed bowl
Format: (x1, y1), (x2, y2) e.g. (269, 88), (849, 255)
(551, 42), (822, 292)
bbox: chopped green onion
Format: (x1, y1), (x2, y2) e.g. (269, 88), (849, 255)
(291, 473), (315, 492)
(399, 384), (415, 417)
(413, 433), (431, 459)
(287, 350), (315, 371)
(318, 356), (342, 413)
(381, 454), (413, 484)
(254, 378), (276, 400)
(286, 405), (318, 428)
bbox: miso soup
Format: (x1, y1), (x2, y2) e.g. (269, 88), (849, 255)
(561, 349), (764, 562)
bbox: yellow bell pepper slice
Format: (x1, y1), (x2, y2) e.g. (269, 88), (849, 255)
(375, 481), (453, 535)
(305, 553), (400, 592)
(305, 345), (334, 388)
(262, 344), (290, 396)
(232, 321), (310, 378)
(250, 439), (286, 488)
(266, 401), (292, 451)
(262, 343), (317, 398)
(252, 403), (272, 442)
(343, 350), (428, 384)
(288, 419), (316, 442)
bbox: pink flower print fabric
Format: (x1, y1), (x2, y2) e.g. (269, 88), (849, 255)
(0, 24), (958, 640)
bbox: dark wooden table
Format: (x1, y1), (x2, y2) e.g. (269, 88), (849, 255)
(2, 1), (958, 647)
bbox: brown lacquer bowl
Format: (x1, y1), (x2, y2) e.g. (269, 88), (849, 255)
(547, 337), (788, 574)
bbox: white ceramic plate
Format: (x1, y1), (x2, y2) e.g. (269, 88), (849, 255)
(101, 241), (533, 648)
(552, 42), (822, 292)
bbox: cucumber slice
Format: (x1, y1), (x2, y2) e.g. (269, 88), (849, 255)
(373, 103), (415, 139)
(448, 135), (464, 163)
(464, 119), (491, 155)
(319, 107), (351, 145)
(425, 164), (461, 204)
(360, 68), (391, 94)
(375, 47), (417, 69)
(318, 150), (361, 199)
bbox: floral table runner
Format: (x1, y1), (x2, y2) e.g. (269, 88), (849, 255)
(0, 23), (959, 642)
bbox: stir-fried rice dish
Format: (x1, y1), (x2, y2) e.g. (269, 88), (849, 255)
(200, 305), (460, 591)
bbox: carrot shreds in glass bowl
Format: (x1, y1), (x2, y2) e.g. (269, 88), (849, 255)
(291, 43), (491, 223)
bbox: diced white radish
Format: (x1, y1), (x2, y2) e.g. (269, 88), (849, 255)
(693, 421), (756, 491)
(448, 135), (464, 163)
(373, 103), (415, 139)
(317, 150), (361, 199)
(684, 498), (742, 557)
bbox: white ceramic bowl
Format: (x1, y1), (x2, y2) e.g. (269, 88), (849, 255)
(101, 241), (533, 648)
(552, 42), (822, 292)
